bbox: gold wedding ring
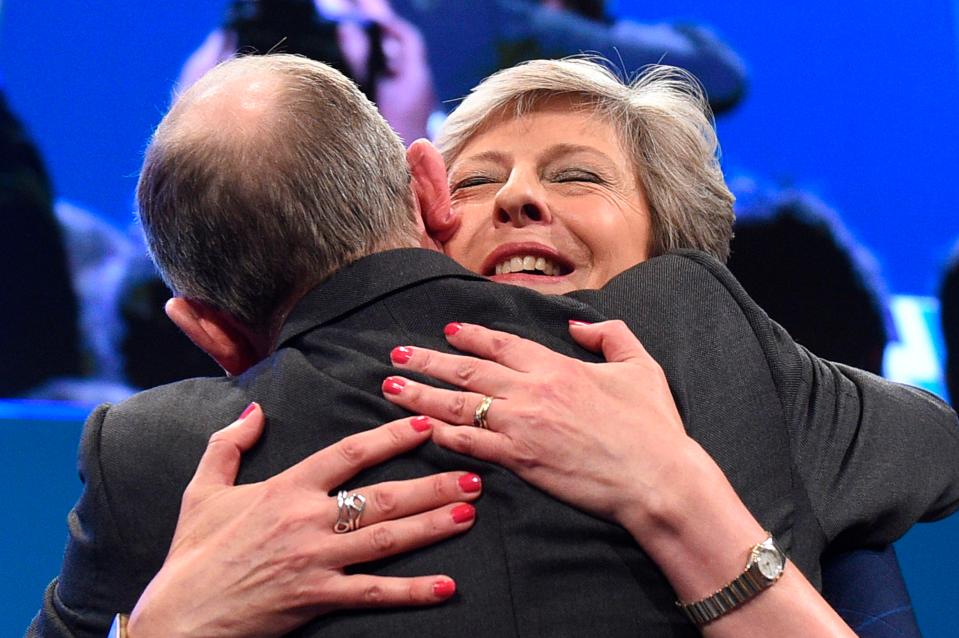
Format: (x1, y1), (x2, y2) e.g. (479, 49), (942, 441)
(473, 395), (495, 429)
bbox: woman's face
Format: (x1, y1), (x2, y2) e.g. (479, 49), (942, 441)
(443, 103), (653, 294)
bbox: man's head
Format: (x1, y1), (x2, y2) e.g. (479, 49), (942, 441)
(138, 53), (421, 372)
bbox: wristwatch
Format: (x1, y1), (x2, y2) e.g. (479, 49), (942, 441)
(676, 533), (787, 625)
(107, 613), (129, 638)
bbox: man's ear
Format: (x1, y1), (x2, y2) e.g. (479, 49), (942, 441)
(407, 138), (460, 246)
(165, 297), (260, 376)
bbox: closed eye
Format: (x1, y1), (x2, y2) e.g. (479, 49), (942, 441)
(452, 175), (498, 191)
(552, 169), (604, 184)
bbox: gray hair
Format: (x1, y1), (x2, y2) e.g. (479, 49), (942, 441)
(137, 54), (417, 333)
(436, 58), (735, 261)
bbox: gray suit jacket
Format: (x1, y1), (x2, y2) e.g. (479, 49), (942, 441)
(30, 249), (959, 637)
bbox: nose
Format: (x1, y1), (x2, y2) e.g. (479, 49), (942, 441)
(493, 171), (552, 227)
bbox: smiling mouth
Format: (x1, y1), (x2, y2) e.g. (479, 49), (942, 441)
(488, 254), (572, 277)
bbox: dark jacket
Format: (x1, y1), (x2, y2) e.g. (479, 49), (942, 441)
(30, 249), (959, 637)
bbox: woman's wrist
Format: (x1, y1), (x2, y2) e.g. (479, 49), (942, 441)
(617, 437), (768, 603)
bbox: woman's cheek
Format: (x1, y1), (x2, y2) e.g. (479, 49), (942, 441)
(443, 206), (485, 267)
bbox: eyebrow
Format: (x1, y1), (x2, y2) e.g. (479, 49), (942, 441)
(455, 150), (510, 166)
(541, 143), (613, 165)
(456, 144), (613, 169)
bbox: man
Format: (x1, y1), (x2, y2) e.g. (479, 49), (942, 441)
(30, 55), (959, 637)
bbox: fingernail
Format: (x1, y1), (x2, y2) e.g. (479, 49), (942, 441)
(239, 402), (257, 419)
(451, 503), (475, 524)
(458, 473), (482, 493)
(444, 322), (463, 336)
(391, 346), (413, 364)
(411, 416), (431, 432)
(433, 579), (456, 598)
(382, 376), (407, 395)
(568, 320), (593, 327)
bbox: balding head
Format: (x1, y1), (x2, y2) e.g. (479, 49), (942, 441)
(173, 64), (284, 139)
(137, 54), (418, 338)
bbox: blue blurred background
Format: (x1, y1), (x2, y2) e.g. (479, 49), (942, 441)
(1, 0), (957, 635)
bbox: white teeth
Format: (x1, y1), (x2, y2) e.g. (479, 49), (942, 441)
(494, 254), (562, 276)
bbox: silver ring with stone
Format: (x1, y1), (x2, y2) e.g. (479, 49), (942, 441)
(334, 490), (367, 533)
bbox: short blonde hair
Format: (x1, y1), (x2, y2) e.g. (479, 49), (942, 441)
(436, 58), (735, 261)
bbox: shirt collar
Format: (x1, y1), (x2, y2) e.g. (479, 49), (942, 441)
(276, 248), (485, 347)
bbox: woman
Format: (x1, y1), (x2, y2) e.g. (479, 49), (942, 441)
(378, 58), (947, 634)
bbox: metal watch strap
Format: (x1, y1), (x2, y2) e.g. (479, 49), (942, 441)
(107, 613), (129, 638)
(677, 534), (785, 625)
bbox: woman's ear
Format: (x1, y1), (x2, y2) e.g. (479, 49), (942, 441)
(164, 297), (260, 376)
(407, 138), (460, 244)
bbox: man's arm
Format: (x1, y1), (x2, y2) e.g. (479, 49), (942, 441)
(27, 404), (146, 638)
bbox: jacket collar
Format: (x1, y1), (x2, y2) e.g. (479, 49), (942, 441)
(276, 248), (485, 348)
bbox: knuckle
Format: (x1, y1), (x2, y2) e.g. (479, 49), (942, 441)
(454, 360), (479, 384)
(449, 393), (469, 420)
(489, 333), (518, 358)
(281, 547), (312, 572)
(179, 485), (199, 510)
(522, 403), (547, 425)
(293, 581), (324, 607)
(373, 487), (398, 516)
(370, 526), (397, 553)
(509, 441), (540, 471)
(452, 427), (476, 456)
(423, 512), (444, 539)
(386, 422), (407, 448)
(417, 349), (434, 373)
(529, 377), (558, 402)
(406, 583), (419, 604)
(337, 438), (366, 467)
(207, 429), (230, 446)
(205, 432), (239, 457)
(363, 584), (386, 604)
(432, 474), (450, 500)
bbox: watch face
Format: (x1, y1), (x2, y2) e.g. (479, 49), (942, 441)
(756, 545), (785, 580)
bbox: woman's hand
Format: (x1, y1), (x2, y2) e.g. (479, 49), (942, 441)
(381, 319), (694, 535)
(127, 404), (481, 638)
(381, 322), (859, 637)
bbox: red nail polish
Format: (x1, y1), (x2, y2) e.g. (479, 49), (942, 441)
(444, 322), (463, 336)
(382, 377), (407, 395)
(391, 346), (413, 364)
(433, 579), (456, 598)
(458, 473), (482, 493)
(239, 402), (257, 419)
(451, 503), (475, 524)
(411, 416), (431, 432)
(568, 320), (593, 327)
